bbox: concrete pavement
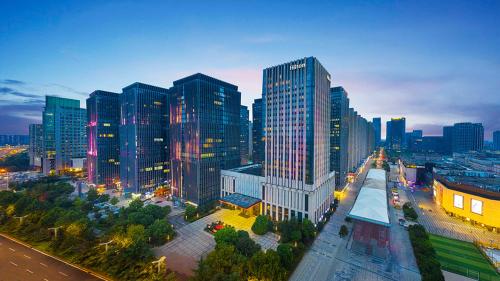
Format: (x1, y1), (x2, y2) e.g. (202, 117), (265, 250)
(0, 235), (103, 281)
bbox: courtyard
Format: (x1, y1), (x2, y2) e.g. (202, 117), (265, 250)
(154, 208), (279, 277)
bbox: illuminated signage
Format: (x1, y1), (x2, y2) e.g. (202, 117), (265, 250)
(290, 63), (306, 70)
(471, 199), (483, 215)
(453, 194), (463, 209)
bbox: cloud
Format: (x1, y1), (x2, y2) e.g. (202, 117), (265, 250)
(1, 79), (25, 85)
(0, 86), (42, 99)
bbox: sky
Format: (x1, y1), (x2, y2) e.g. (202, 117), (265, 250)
(1, 0), (499, 139)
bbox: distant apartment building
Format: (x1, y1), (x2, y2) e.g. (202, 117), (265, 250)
(494, 130), (500, 151)
(442, 125), (454, 155)
(28, 124), (43, 167)
(373, 117), (381, 147)
(261, 57), (335, 223)
(120, 83), (170, 194)
(240, 105), (250, 165)
(170, 73), (241, 206)
(451, 122), (484, 153)
(42, 96), (86, 175)
(330, 86), (349, 189)
(252, 98), (264, 165)
(0, 135), (29, 146)
(348, 109), (374, 172)
(87, 90), (121, 188)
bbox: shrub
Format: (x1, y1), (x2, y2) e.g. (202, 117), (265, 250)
(403, 202), (418, 220)
(252, 215), (271, 235)
(344, 216), (352, 223)
(339, 225), (348, 237)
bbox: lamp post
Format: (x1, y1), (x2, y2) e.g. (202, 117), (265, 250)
(48, 226), (63, 239)
(13, 214), (28, 224)
(152, 256), (166, 274)
(99, 240), (114, 252)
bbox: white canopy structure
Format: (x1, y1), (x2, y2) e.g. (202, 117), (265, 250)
(348, 169), (390, 226)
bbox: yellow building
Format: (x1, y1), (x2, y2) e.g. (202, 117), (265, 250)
(433, 177), (500, 230)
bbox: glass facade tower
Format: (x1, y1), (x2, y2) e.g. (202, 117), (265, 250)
(120, 83), (170, 194)
(170, 73), (241, 206)
(240, 105), (250, 165)
(252, 98), (264, 165)
(42, 96), (86, 175)
(262, 57), (335, 224)
(330, 86), (349, 190)
(29, 124), (43, 167)
(373, 117), (381, 147)
(87, 90), (121, 188)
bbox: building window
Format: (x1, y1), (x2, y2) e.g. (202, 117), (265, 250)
(471, 199), (483, 215)
(304, 194), (309, 212)
(453, 194), (463, 209)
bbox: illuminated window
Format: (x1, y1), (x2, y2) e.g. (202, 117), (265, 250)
(471, 199), (483, 215)
(453, 194), (463, 209)
(103, 123), (111, 127)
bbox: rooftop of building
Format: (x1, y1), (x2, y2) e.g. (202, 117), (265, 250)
(348, 169), (390, 227)
(122, 82), (169, 93)
(173, 73), (238, 90)
(226, 164), (264, 177)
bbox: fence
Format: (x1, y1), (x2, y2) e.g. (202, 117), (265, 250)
(441, 262), (499, 281)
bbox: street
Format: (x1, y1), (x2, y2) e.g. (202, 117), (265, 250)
(0, 235), (102, 281)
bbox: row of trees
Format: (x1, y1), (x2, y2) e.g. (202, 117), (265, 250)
(0, 151), (30, 172)
(0, 177), (176, 280)
(403, 202), (419, 221)
(408, 224), (444, 281)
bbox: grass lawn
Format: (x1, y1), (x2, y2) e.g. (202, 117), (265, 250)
(429, 234), (499, 281)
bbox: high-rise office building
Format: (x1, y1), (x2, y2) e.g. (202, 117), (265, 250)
(170, 73), (241, 206)
(443, 126), (454, 155)
(494, 131), (500, 151)
(120, 83), (170, 194)
(87, 90), (121, 189)
(406, 129), (423, 151)
(373, 117), (381, 147)
(330, 86), (349, 190)
(42, 96), (86, 175)
(29, 124), (43, 167)
(451, 122), (484, 152)
(240, 105), (250, 165)
(386, 120), (392, 147)
(252, 98), (264, 165)
(262, 57), (335, 224)
(387, 117), (406, 150)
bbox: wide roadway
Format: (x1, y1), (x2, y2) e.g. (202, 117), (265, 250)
(0, 235), (102, 281)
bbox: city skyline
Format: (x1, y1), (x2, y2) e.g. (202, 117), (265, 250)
(1, 1), (500, 139)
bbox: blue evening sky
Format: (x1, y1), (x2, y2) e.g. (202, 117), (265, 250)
(1, 0), (499, 138)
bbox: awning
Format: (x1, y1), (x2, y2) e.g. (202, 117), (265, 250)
(220, 193), (261, 209)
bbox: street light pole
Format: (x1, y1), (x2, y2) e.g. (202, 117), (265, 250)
(48, 226), (63, 239)
(13, 214), (28, 224)
(151, 256), (166, 274)
(99, 240), (114, 252)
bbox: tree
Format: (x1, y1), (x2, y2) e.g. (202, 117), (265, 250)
(143, 204), (168, 220)
(147, 219), (174, 245)
(249, 250), (287, 281)
(301, 219), (316, 243)
(97, 194), (110, 203)
(110, 197), (119, 205)
(86, 188), (99, 202)
(192, 244), (247, 281)
(277, 243), (294, 270)
(128, 199), (144, 212)
(184, 204), (197, 220)
(235, 230), (261, 257)
(214, 226), (238, 246)
(252, 215), (271, 235)
(339, 225), (348, 238)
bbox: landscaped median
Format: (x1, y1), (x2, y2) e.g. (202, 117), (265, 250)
(407, 224), (444, 281)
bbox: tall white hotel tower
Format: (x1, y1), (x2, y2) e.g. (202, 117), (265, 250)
(262, 57), (335, 224)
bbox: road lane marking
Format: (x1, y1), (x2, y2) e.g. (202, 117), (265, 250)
(26, 269), (34, 274)
(40, 262), (48, 267)
(9, 247), (16, 251)
(9, 261), (18, 266)
(58, 271), (68, 277)
(23, 254), (31, 259)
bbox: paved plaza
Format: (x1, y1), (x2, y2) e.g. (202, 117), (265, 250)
(154, 208), (278, 277)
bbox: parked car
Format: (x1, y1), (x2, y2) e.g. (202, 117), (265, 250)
(399, 218), (406, 226)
